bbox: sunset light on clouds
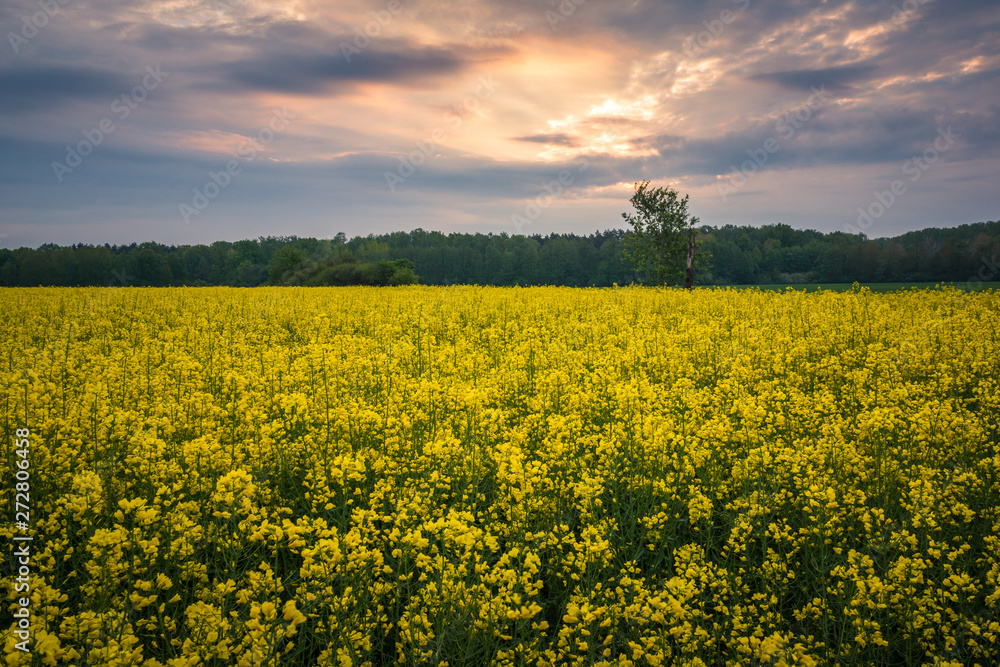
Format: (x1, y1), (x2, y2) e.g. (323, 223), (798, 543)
(1, 0), (998, 246)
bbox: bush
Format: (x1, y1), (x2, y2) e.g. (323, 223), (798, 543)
(388, 267), (418, 285)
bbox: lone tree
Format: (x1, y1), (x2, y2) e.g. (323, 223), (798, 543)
(622, 181), (704, 288)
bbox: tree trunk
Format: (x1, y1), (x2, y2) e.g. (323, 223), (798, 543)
(684, 232), (696, 289)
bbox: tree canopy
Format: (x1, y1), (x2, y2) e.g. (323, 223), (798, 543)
(0, 221), (997, 287)
(621, 182), (706, 287)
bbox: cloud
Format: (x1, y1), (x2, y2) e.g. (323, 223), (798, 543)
(0, 0), (998, 246)
(511, 133), (582, 147)
(648, 102), (989, 177)
(216, 46), (464, 94)
(750, 64), (879, 92)
(0, 65), (136, 111)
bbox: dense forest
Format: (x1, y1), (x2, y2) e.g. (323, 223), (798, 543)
(1, 221), (997, 288)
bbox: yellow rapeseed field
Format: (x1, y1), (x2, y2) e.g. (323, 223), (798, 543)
(2, 285), (999, 666)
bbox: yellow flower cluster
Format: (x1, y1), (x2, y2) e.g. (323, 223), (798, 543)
(2, 285), (999, 665)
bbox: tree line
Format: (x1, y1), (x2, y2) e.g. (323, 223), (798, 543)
(0, 221), (997, 287)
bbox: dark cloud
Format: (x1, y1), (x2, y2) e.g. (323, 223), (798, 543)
(750, 64), (879, 92)
(171, 18), (500, 94)
(922, 0), (1000, 22)
(216, 46), (464, 93)
(130, 19), (334, 54)
(511, 133), (581, 146)
(646, 102), (997, 177)
(0, 65), (136, 111)
(948, 107), (1000, 158)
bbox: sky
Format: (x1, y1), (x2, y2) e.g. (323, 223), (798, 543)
(1, 0), (998, 248)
